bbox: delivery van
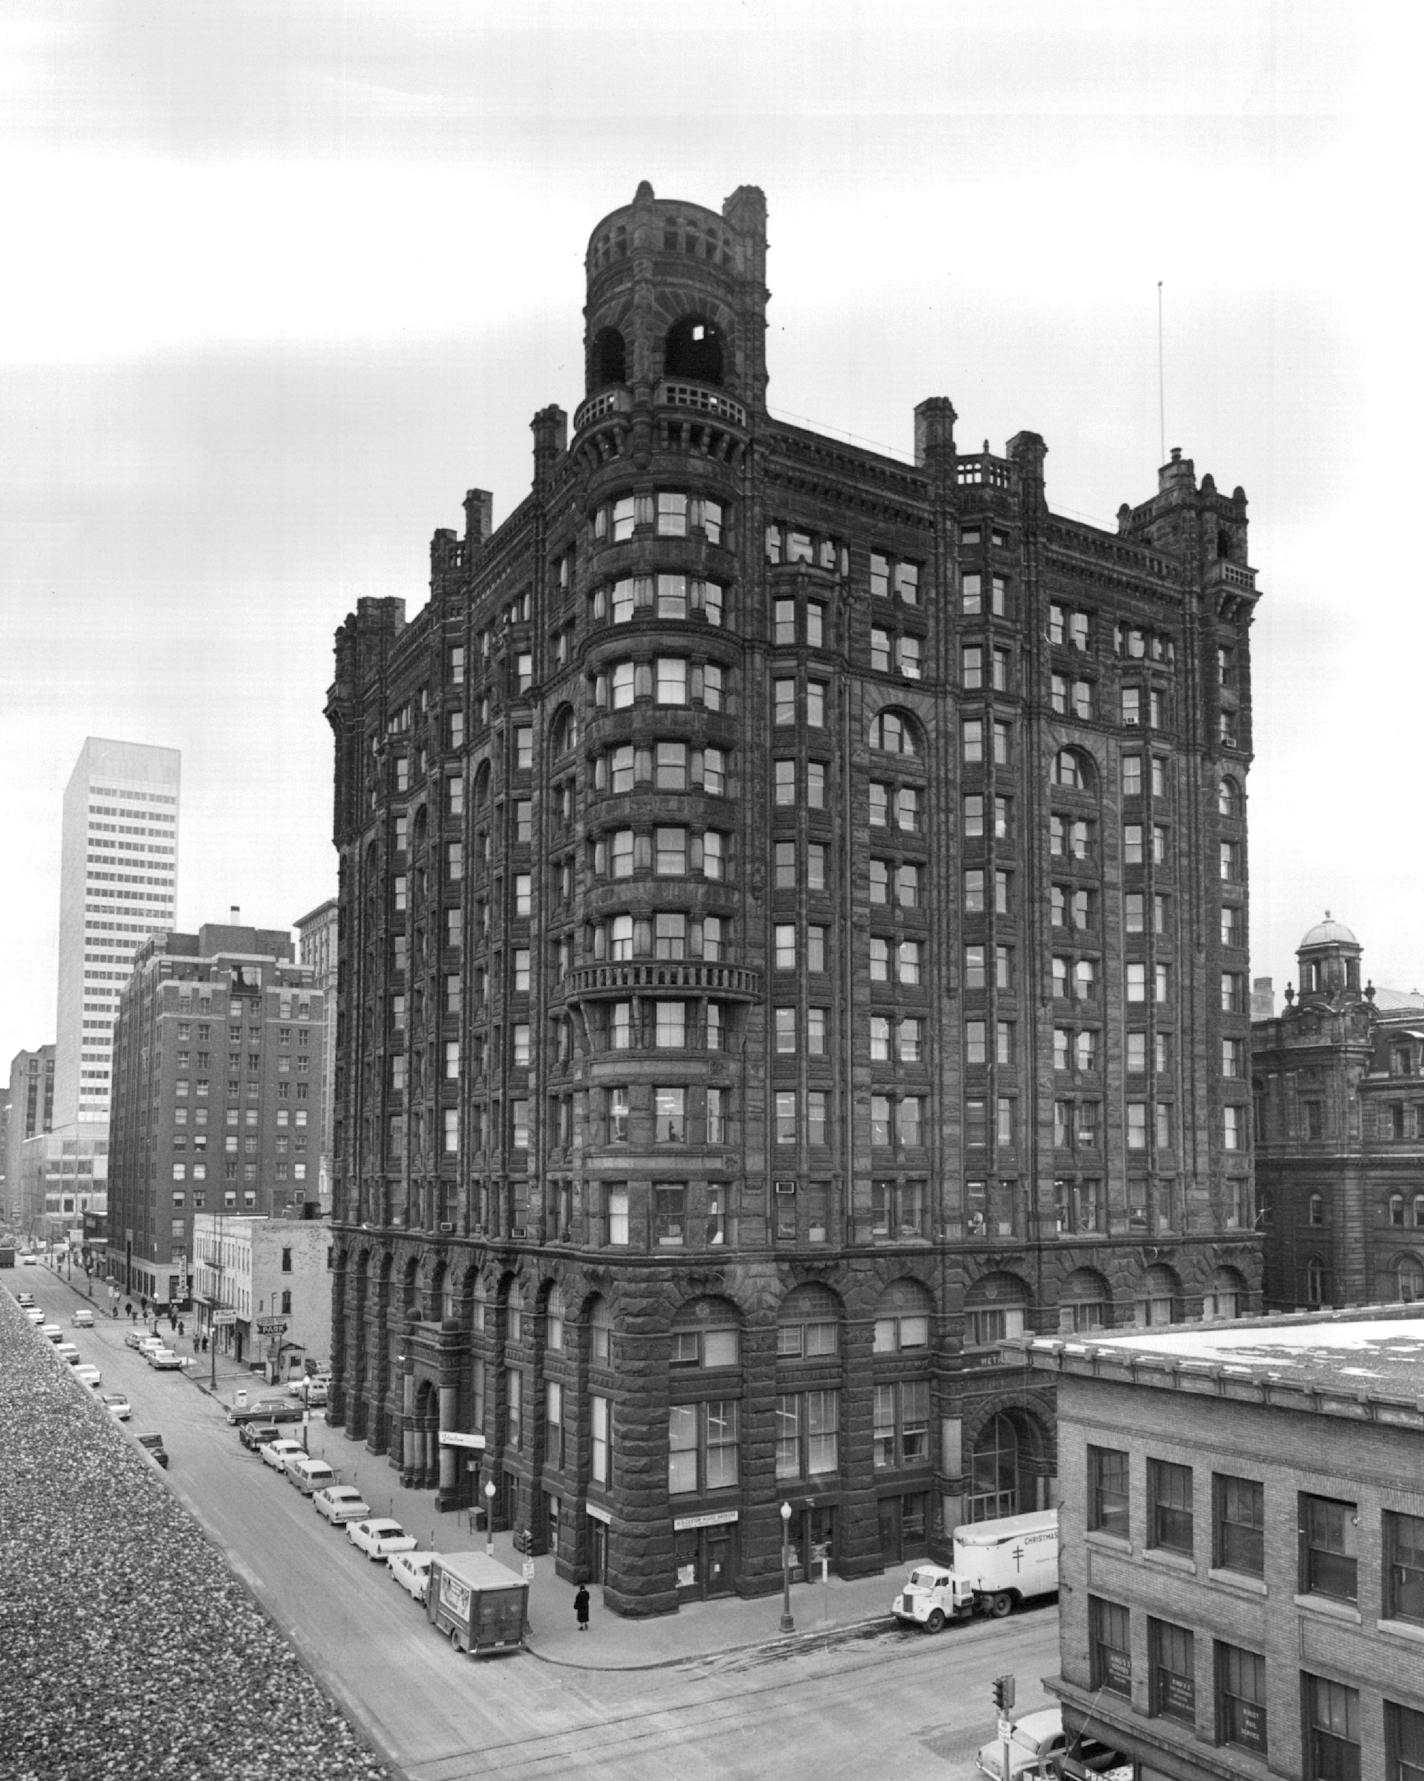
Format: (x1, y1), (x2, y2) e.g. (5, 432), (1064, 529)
(427, 1552), (528, 1656)
(287, 1457), (338, 1496)
(893, 1509), (1059, 1630)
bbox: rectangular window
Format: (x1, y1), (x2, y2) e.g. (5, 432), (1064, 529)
(1304, 1674), (1360, 1781)
(1214, 1474), (1264, 1576)
(1216, 1643), (1268, 1756)
(1386, 1702), (1424, 1781)
(1148, 1459), (1194, 1555)
(1385, 1510), (1424, 1625)
(1088, 1445), (1130, 1538)
(1300, 1493), (1358, 1602)
(1149, 1618), (1195, 1724)
(1089, 1597), (1132, 1697)
(591, 1394), (611, 1486)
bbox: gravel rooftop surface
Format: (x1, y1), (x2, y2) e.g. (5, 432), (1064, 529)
(0, 1291), (393, 1781)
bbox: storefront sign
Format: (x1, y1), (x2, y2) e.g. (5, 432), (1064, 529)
(673, 1510), (740, 1531)
(438, 1430), (487, 1450)
(586, 1503), (612, 1525)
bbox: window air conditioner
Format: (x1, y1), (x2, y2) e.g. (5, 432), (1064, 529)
(438, 1222), (454, 1234)
(774, 1180), (797, 1195)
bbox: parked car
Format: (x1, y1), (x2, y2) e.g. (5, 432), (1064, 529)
(16, 1291), (35, 1308)
(101, 1392), (132, 1420)
(227, 1396), (302, 1426)
(40, 1323), (63, 1342)
(137, 1336), (166, 1358)
(346, 1518), (418, 1561)
(146, 1347), (185, 1370)
(74, 1363), (103, 1388)
(24, 1308), (45, 1326)
(237, 1422), (284, 1453)
(288, 1373), (330, 1403)
(135, 1432), (169, 1469)
(123, 1328), (147, 1349)
(55, 1342), (81, 1364)
(974, 1709), (1127, 1780)
(21, 1251), (36, 1264)
(259, 1438), (306, 1473)
(313, 1485), (371, 1525)
(71, 1308), (94, 1328)
(388, 1549), (436, 1605)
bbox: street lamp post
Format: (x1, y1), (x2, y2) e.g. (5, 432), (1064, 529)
(485, 1479), (497, 1559)
(779, 1500), (795, 1633)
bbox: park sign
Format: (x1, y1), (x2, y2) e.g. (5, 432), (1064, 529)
(255, 1317), (288, 1336)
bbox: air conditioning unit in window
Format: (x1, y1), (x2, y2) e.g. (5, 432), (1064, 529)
(1122, 715), (1140, 726)
(438, 1222), (454, 1234)
(774, 1179), (797, 1194)
(511, 1226), (526, 1240)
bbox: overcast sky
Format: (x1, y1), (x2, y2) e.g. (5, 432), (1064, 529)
(1, 1), (1416, 1071)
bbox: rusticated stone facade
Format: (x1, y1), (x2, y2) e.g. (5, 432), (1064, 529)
(325, 181), (1263, 1615)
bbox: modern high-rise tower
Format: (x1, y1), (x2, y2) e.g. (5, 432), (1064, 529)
(326, 183), (1263, 1616)
(54, 738), (181, 1128)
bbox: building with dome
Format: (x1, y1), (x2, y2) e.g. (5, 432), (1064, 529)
(325, 182), (1263, 1615)
(1253, 918), (1424, 1312)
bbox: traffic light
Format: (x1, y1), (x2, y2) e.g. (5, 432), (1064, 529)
(992, 1675), (1015, 1714)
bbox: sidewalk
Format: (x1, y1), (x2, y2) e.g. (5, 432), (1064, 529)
(186, 1355), (899, 1672)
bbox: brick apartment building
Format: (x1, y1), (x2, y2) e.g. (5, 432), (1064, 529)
(1019, 1307), (1424, 1781)
(326, 180), (1263, 1615)
(108, 918), (326, 1309)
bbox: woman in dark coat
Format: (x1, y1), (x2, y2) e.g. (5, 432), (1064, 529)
(574, 1584), (590, 1632)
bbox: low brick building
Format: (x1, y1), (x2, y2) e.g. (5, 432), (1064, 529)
(1017, 1307), (1424, 1781)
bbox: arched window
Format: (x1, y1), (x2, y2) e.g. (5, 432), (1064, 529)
(968, 1414), (1021, 1522)
(1396, 1255), (1424, 1303)
(1051, 747), (1092, 791)
(963, 1273), (1030, 1349)
(777, 1283), (841, 1358)
(589, 1295), (613, 1366)
(473, 762), (492, 808)
(873, 1278), (934, 1352)
(1060, 1268), (1111, 1334)
(1204, 1266), (1247, 1321)
(671, 1295), (741, 1368)
(595, 326), (627, 386)
(550, 706), (578, 757)
(664, 316), (724, 384)
(1305, 1256), (1329, 1306)
(1219, 776), (1243, 818)
(870, 710), (918, 756)
(1134, 1263), (1181, 1328)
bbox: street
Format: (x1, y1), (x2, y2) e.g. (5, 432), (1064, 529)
(43, 1271), (1060, 1780)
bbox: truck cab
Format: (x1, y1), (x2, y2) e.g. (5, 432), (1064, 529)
(892, 1561), (973, 1632)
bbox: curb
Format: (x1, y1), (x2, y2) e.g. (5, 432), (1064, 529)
(521, 1612), (897, 1671)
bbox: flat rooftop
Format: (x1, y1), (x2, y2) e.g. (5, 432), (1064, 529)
(1013, 1305), (1424, 1426)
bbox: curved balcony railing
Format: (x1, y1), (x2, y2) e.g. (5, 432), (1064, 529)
(569, 959), (761, 1000)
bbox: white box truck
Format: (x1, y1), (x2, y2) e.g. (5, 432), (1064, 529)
(892, 1508), (1058, 1631)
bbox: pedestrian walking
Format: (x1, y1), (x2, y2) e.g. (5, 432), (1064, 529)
(124, 1302), (132, 1321)
(178, 1319), (185, 1339)
(574, 1584), (590, 1633)
(201, 1335), (209, 1354)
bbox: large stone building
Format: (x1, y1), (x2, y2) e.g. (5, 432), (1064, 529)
(295, 897), (339, 1212)
(325, 181), (1262, 1615)
(107, 918), (326, 1309)
(1253, 916), (1424, 1312)
(1019, 1307), (1424, 1781)
(191, 1211), (333, 1381)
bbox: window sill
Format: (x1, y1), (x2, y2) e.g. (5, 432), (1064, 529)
(1086, 1531), (1132, 1554)
(1376, 1617), (1424, 1645)
(1143, 1547), (1196, 1575)
(1207, 1567), (1267, 1596)
(1293, 1593), (1361, 1625)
